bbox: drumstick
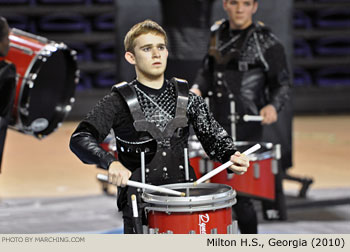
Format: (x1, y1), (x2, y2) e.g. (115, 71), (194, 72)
(243, 115), (263, 122)
(131, 194), (138, 218)
(194, 143), (261, 185)
(97, 174), (185, 197)
(131, 194), (143, 234)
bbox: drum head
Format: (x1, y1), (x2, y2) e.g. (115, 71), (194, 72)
(24, 49), (76, 136)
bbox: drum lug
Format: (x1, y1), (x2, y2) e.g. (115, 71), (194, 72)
(28, 73), (38, 81)
(227, 221), (239, 234)
(75, 69), (80, 84)
(253, 163), (260, 179)
(26, 80), (34, 89)
(148, 228), (155, 234)
(64, 105), (72, 112)
(199, 158), (206, 174)
(55, 104), (73, 113)
(233, 220), (239, 234)
(166, 230), (173, 234)
(206, 160), (214, 172)
(227, 173), (234, 180)
(188, 230), (196, 234)
(273, 144), (281, 160)
(19, 107), (29, 116)
(271, 159), (279, 175)
(227, 224), (233, 234)
(210, 228), (218, 234)
(37, 55), (47, 62)
(143, 225), (149, 234)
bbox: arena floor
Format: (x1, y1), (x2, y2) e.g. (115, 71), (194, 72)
(0, 115), (349, 234)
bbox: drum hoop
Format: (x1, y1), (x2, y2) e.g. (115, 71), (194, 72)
(11, 28), (49, 44)
(145, 198), (236, 213)
(249, 150), (275, 161)
(143, 190), (236, 206)
(142, 182), (236, 206)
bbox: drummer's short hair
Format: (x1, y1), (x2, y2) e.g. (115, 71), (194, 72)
(124, 19), (168, 53)
(0, 17), (9, 41)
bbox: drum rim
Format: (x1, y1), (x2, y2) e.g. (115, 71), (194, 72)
(145, 198), (237, 213)
(142, 182), (237, 212)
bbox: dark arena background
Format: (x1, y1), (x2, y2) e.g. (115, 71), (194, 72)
(0, 0), (349, 235)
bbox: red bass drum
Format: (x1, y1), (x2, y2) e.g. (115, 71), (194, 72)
(1, 28), (78, 138)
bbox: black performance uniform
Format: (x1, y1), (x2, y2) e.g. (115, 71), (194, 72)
(194, 20), (290, 138)
(70, 78), (237, 233)
(0, 60), (16, 173)
(193, 20), (292, 233)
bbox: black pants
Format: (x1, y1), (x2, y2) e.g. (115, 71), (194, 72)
(122, 213), (135, 234)
(233, 195), (258, 234)
(120, 186), (146, 234)
(122, 206), (147, 234)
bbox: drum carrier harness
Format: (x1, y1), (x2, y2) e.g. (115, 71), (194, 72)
(207, 20), (270, 140)
(112, 78), (196, 186)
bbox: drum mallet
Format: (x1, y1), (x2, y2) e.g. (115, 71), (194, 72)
(194, 143), (261, 185)
(97, 174), (185, 197)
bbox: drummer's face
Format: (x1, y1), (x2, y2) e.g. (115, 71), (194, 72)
(125, 33), (168, 81)
(0, 22), (10, 57)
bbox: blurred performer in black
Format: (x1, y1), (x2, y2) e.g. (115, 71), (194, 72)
(159, 0), (215, 83)
(191, 0), (292, 233)
(70, 20), (250, 234)
(0, 17), (16, 173)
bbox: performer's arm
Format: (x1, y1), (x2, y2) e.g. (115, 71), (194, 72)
(69, 92), (132, 186)
(264, 44), (291, 109)
(259, 43), (291, 124)
(188, 93), (249, 174)
(70, 93), (120, 170)
(70, 122), (117, 170)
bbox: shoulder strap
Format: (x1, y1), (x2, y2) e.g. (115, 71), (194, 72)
(170, 77), (189, 119)
(111, 81), (145, 122)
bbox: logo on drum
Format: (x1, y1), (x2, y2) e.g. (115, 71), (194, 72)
(198, 214), (210, 234)
(31, 118), (49, 132)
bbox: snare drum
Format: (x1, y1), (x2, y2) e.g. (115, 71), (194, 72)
(142, 182), (237, 234)
(1, 28), (78, 138)
(190, 141), (279, 201)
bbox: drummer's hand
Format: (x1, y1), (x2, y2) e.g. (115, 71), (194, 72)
(108, 161), (132, 187)
(228, 152), (250, 175)
(190, 87), (202, 96)
(260, 104), (277, 125)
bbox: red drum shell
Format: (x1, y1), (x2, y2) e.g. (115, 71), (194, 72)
(147, 207), (232, 234)
(190, 141), (277, 201)
(1, 28), (78, 138)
